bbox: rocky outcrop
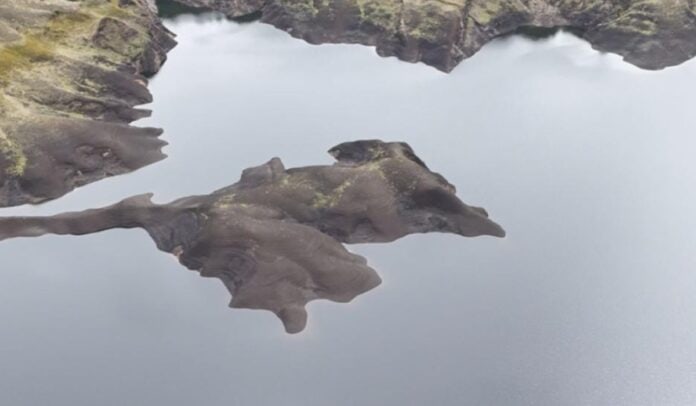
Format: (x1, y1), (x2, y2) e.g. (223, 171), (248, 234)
(0, 140), (506, 333)
(170, 0), (696, 72)
(2, 0), (693, 208)
(0, 0), (176, 207)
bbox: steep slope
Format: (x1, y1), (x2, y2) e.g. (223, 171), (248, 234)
(0, 0), (176, 207)
(171, 0), (696, 71)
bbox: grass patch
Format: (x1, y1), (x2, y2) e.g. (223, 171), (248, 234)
(0, 0), (143, 82)
(0, 36), (54, 81)
(0, 130), (27, 177)
(40, 10), (95, 41)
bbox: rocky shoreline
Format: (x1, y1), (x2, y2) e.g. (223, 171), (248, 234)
(2, 0), (695, 207)
(0, 0), (175, 207)
(170, 0), (696, 72)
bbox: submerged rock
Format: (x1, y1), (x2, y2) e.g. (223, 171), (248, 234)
(169, 0), (696, 72)
(0, 0), (176, 207)
(0, 140), (505, 333)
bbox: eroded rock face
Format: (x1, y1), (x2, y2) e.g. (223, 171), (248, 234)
(3, 0), (693, 207)
(0, 140), (505, 333)
(170, 0), (696, 72)
(0, 0), (176, 207)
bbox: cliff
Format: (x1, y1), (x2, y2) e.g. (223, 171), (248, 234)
(0, 0), (176, 207)
(172, 0), (696, 72)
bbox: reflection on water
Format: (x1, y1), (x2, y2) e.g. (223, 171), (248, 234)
(1, 13), (695, 406)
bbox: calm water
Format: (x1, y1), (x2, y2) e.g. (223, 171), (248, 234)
(1, 13), (696, 406)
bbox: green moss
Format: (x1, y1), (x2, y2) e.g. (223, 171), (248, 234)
(0, 5), (102, 82)
(105, 3), (137, 20)
(215, 193), (237, 208)
(0, 0), (163, 189)
(361, 161), (387, 180)
(609, 7), (660, 36)
(43, 10), (97, 40)
(0, 0), (149, 72)
(0, 36), (54, 81)
(279, 173), (312, 189)
(469, 1), (503, 25)
(357, 0), (399, 31)
(285, 0), (321, 18)
(312, 179), (353, 209)
(407, 10), (449, 41)
(215, 193), (254, 210)
(0, 131), (27, 177)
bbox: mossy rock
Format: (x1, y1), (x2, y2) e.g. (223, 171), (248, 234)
(0, 0), (176, 207)
(168, 0), (696, 72)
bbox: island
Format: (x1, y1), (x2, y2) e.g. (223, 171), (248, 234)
(0, 140), (506, 333)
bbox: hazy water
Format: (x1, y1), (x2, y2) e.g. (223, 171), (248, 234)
(2, 13), (696, 406)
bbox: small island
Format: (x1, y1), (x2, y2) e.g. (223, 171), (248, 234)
(0, 140), (506, 333)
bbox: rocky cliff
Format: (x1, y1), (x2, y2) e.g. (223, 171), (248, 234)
(2, 0), (695, 208)
(172, 0), (696, 72)
(0, 0), (175, 207)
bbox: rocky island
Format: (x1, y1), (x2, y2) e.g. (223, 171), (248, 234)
(0, 140), (506, 333)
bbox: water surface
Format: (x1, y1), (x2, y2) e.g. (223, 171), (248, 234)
(1, 13), (695, 406)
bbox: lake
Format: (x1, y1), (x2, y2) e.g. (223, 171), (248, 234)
(1, 11), (695, 406)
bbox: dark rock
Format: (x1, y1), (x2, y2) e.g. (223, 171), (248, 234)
(0, 140), (505, 333)
(167, 0), (696, 72)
